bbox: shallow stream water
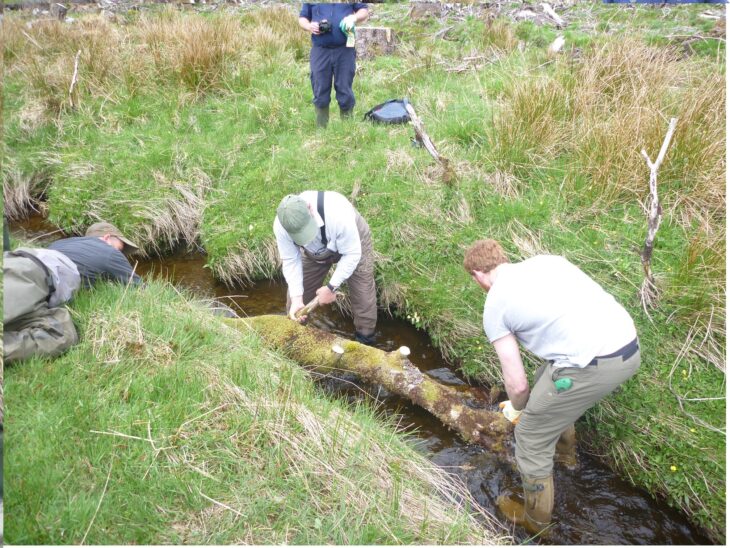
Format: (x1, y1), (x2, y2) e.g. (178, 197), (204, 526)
(10, 217), (713, 545)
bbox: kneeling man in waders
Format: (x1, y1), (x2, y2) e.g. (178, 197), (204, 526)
(274, 191), (377, 345)
(463, 239), (640, 534)
(3, 222), (141, 363)
(299, 2), (370, 127)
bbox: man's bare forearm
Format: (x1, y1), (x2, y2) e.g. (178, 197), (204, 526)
(355, 9), (369, 24)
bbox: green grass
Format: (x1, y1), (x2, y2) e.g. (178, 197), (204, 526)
(3, 1), (726, 542)
(4, 281), (507, 544)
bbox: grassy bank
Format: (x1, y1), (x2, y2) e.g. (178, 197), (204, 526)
(3, 1), (726, 541)
(3, 281), (508, 544)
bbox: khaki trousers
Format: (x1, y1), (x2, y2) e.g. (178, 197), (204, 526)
(287, 213), (377, 336)
(3, 254), (78, 363)
(515, 349), (640, 479)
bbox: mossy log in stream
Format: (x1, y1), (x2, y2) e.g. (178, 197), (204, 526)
(227, 315), (513, 454)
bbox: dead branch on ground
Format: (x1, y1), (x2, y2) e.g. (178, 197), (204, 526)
(405, 103), (456, 185)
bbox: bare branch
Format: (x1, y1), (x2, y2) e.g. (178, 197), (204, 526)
(69, 50), (82, 109)
(639, 117), (678, 310)
(405, 103), (456, 185)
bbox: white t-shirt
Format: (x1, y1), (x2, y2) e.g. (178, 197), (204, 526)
(482, 255), (636, 368)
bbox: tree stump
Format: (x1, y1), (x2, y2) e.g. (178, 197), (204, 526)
(356, 27), (397, 59)
(409, 0), (441, 20)
(50, 2), (67, 20)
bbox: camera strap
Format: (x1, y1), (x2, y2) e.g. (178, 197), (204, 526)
(317, 191), (328, 246)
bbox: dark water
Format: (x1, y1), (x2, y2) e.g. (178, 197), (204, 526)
(9, 217), (714, 545)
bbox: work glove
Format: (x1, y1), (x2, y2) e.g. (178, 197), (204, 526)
(499, 400), (523, 424)
(340, 15), (357, 48)
(339, 15), (357, 33)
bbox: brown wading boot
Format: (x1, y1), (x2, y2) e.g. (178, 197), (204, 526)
(315, 106), (329, 128)
(497, 475), (554, 536)
(554, 424), (578, 469)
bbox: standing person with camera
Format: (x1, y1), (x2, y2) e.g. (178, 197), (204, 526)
(299, 2), (369, 128)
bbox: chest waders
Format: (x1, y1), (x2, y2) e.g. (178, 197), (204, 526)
(293, 192), (377, 344)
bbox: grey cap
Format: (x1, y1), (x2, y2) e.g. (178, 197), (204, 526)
(277, 195), (318, 246)
(86, 222), (139, 252)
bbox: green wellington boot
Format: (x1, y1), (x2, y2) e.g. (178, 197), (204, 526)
(315, 106), (329, 128)
(339, 107), (353, 119)
(496, 475), (554, 535)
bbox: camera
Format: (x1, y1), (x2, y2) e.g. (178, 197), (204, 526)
(318, 19), (332, 34)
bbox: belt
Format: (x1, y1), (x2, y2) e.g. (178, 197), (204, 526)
(588, 338), (639, 366)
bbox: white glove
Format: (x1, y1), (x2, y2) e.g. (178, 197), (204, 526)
(499, 400), (523, 424)
(340, 15), (356, 33)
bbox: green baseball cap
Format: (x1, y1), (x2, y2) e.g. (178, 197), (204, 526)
(86, 222), (139, 252)
(277, 194), (318, 246)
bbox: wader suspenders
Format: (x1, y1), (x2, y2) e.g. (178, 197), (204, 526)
(9, 250), (56, 302)
(317, 191), (327, 246)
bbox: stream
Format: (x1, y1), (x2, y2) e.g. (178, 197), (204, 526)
(9, 216), (713, 545)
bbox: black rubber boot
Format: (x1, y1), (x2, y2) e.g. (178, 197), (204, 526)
(315, 106), (329, 128)
(354, 331), (376, 346)
(339, 107), (353, 120)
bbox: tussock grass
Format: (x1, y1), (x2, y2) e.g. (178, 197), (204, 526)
(477, 18), (519, 54)
(212, 240), (281, 287)
(134, 169), (212, 256)
(2, 162), (47, 221)
(3, 282), (510, 544)
(136, 14), (244, 95)
(489, 39), (725, 361)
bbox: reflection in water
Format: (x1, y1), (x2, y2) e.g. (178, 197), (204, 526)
(10, 218), (713, 544)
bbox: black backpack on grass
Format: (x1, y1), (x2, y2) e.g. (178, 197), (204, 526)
(363, 99), (411, 124)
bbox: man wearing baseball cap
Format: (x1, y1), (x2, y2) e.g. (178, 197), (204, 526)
(48, 222), (141, 287)
(273, 190), (377, 345)
(3, 221), (141, 363)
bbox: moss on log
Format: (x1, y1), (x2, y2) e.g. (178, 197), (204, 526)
(227, 315), (513, 453)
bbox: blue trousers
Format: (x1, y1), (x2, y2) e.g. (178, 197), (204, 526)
(309, 45), (356, 110)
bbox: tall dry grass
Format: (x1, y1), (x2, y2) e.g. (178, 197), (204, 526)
(493, 39), (725, 218)
(2, 6), (307, 116)
(136, 14), (244, 94)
